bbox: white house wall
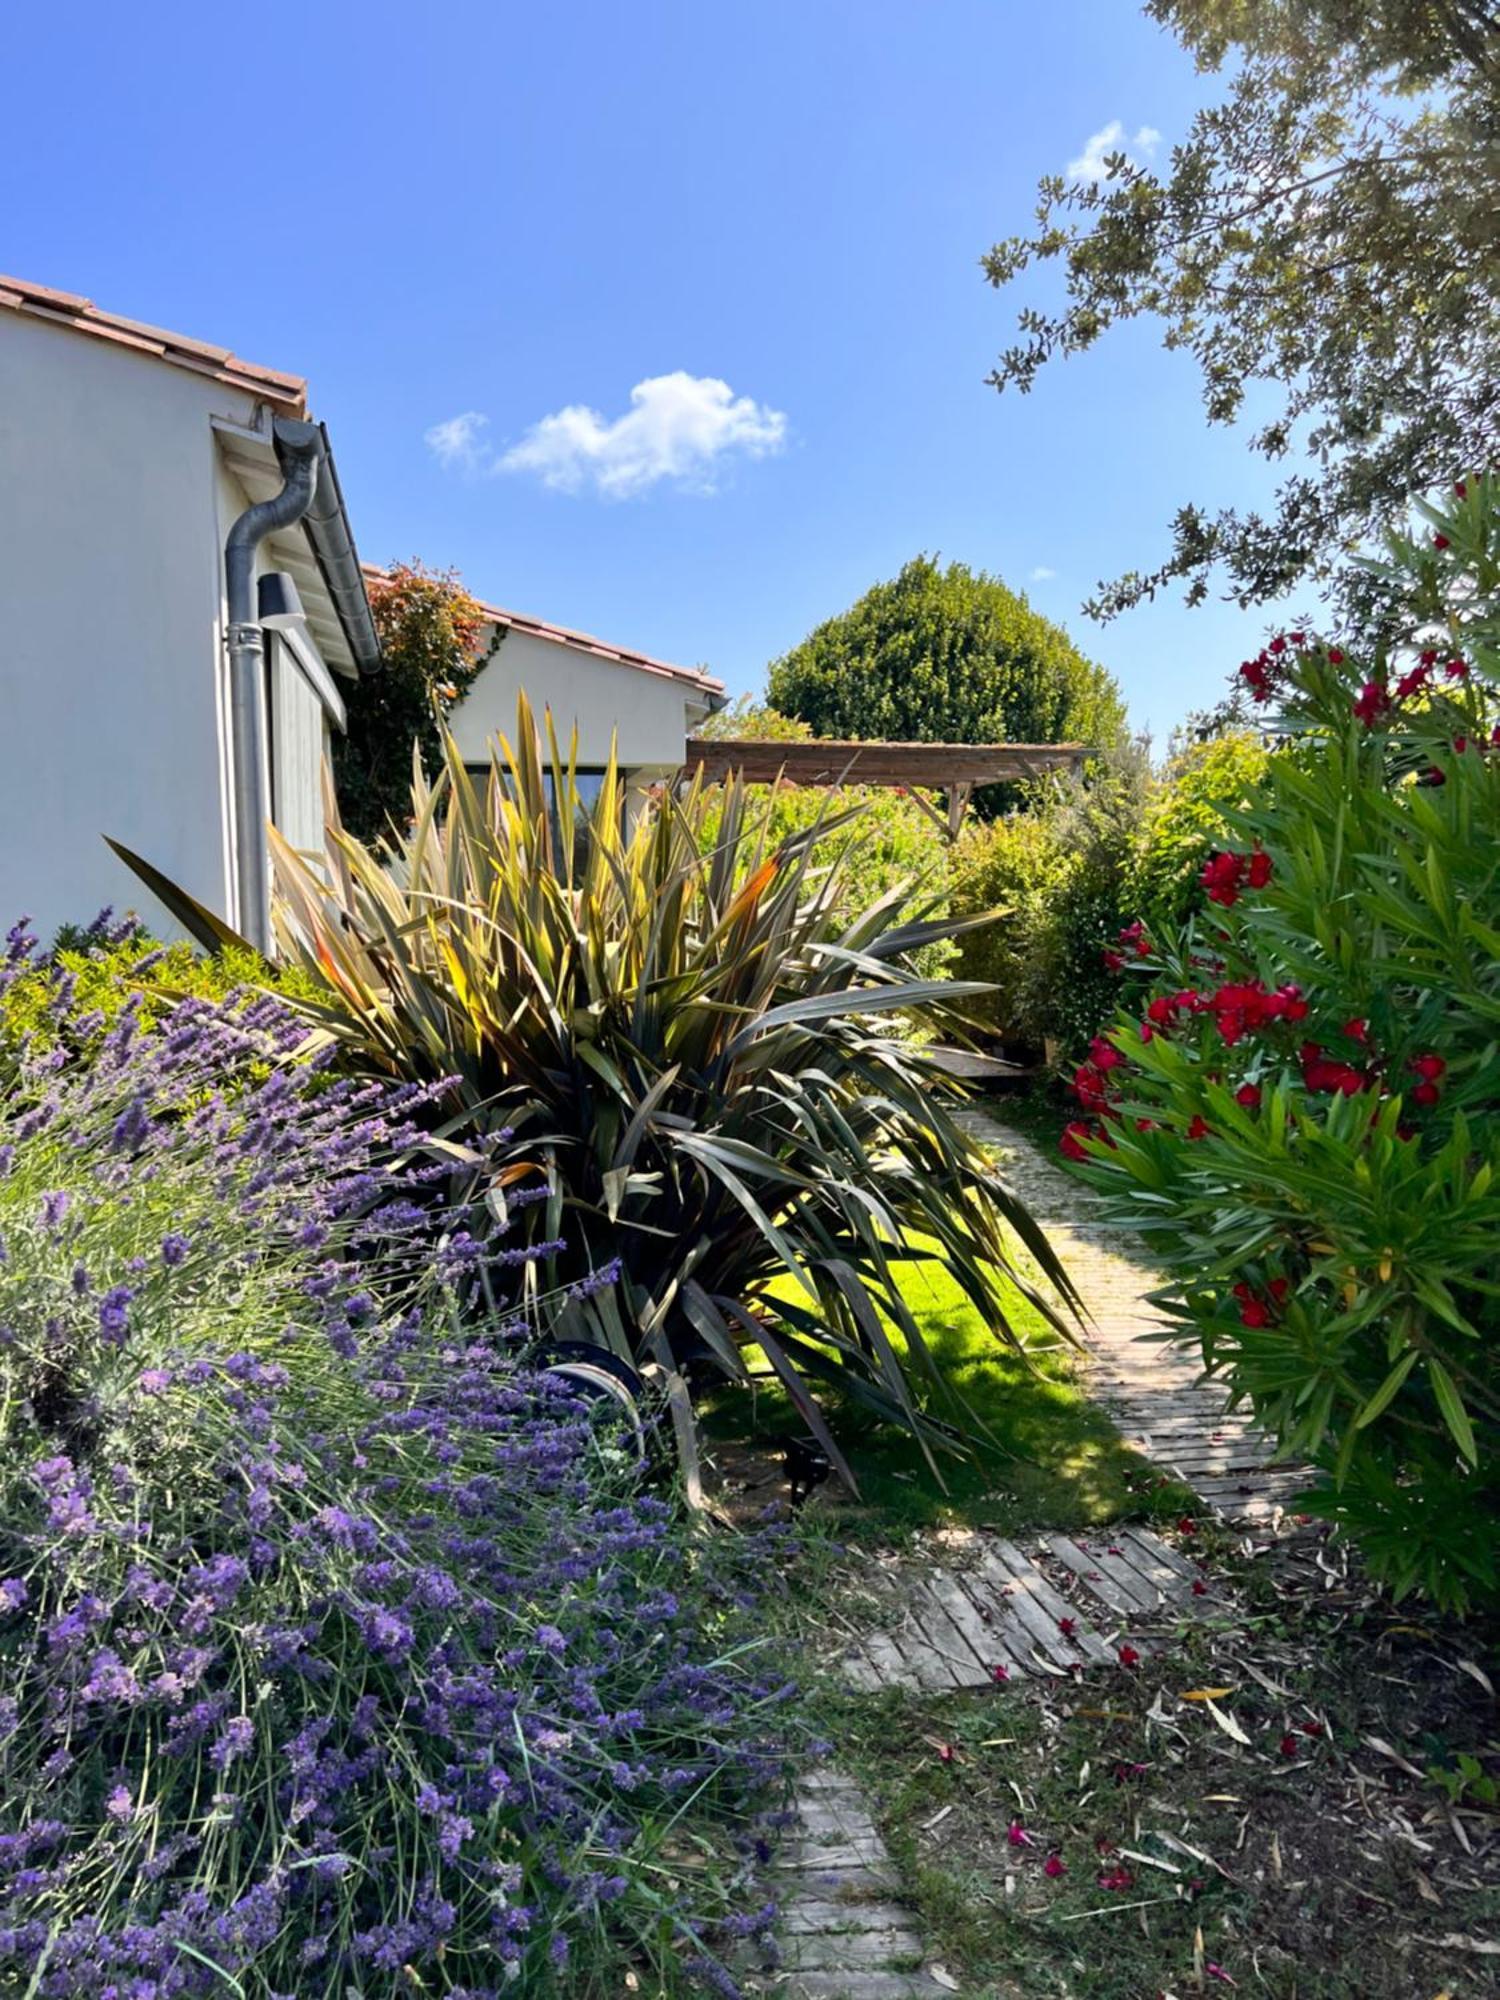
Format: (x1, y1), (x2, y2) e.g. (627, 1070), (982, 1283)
(450, 626), (698, 776)
(0, 311), (261, 942)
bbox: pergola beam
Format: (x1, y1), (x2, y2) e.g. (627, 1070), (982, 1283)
(683, 737), (1088, 790)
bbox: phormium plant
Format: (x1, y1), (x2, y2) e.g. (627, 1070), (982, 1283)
(263, 696), (1082, 1489)
(1064, 475), (1500, 1611)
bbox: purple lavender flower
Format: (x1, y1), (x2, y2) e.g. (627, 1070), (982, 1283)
(159, 1233), (190, 1267)
(39, 1190), (69, 1231)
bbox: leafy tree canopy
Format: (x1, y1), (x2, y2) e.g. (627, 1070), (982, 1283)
(766, 556), (1126, 793)
(985, 0), (1500, 620)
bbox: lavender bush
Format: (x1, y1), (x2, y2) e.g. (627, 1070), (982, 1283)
(0, 924), (789, 1997)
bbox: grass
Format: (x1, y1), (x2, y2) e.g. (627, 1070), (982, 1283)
(796, 1527), (1500, 1999)
(706, 1240), (1186, 1539)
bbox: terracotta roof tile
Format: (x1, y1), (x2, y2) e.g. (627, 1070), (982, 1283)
(362, 565), (725, 696)
(0, 272), (307, 411)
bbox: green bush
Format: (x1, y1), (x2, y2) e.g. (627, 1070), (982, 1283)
(1135, 731), (1270, 927)
(698, 778), (957, 981)
(767, 555), (1125, 816)
(1064, 475), (1500, 1611)
(260, 698), (1080, 1486)
(949, 734), (1269, 1060)
(0, 916), (318, 1076)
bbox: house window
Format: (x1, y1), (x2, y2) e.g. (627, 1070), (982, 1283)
(464, 766), (612, 855)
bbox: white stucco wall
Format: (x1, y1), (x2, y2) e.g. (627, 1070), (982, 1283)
(0, 312), (262, 942)
(449, 626), (708, 777)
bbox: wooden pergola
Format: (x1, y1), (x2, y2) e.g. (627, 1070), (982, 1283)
(682, 736), (1088, 837)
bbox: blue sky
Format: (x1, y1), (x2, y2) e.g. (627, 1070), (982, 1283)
(6, 0), (1298, 745)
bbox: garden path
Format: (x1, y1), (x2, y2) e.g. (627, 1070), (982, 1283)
(756, 1768), (966, 1998)
(954, 1104), (1306, 1522)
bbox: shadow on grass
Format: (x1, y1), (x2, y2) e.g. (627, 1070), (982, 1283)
(704, 1246), (1188, 1539)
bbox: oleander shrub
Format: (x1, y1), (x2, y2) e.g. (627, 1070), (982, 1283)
(0, 942), (790, 1996)
(1064, 475), (1500, 1611)
(259, 698), (1080, 1487)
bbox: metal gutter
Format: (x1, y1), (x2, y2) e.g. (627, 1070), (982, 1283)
(292, 421), (382, 675)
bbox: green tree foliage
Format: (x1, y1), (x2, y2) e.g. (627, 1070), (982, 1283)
(766, 556), (1126, 814)
(332, 561), (497, 842)
(985, 0), (1500, 620)
(696, 694), (813, 741)
(1065, 476), (1500, 1610)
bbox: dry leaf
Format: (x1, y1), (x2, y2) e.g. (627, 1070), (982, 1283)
(1363, 1734), (1425, 1779)
(1204, 1699), (1251, 1745)
(1182, 1687), (1237, 1702)
(929, 1964), (961, 1989)
(1432, 1934), (1500, 1956)
(1454, 1657), (1495, 1698)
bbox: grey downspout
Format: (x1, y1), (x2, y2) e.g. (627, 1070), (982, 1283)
(224, 418), (324, 954)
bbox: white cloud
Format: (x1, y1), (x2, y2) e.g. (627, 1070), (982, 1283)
(1030, 565), (1057, 582)
(1067, 120), (1161, 183)
(424, 410), (490, 472)
(497, 371), (788, 497)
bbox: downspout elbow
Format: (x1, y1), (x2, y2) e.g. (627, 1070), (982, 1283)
(225, 418), (325, 953)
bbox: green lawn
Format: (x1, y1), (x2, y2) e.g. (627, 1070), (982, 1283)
(706, 1242), (1183, 1537)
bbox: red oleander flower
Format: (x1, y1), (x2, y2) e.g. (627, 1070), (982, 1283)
(1328, 647), (1344, 663)
(1410, 1053), (1446, 1081)
(1353, 679), (1390, 726)
(1118, 1645), (1141, 1667)
(1192, 1579), (1208, 1596)
(1201, 851), (1245, 907)
(1089, 1036), (1124, 1072)
(1412, 1081), (1440, 1107)
(1205, 1965), (1237, 1988)
(937, 1742), (955, 1763)
(1043, 1853), (1067, 1878)
(1343, 1018), (1368, 1042)
(1455, 737), (1469, 754)
(1279, 1734), (1299, 1757)
(1234, 1082), (1262, 1110)
(992, 1662), (1010, 1683)
(1058, 1617), (1078, 1639)
(1097, 1865), (1134, 1891)
(1186, 1116), (1211, 1141)
(1300, 1721), (1324, 1738)
(1426, 765), (1447, 786)
(1102, 948), (1125, 972)
(1246, 850), (1273, 889)
(1008, 1819), (1033, 1847)
(1177, 1517), (1197, 1535)
(1060, 1121), (1093, 1162)
(1447, 657), (1470, 680)
(1074, 1065), (1110, 1109)
(1268, 636), (1286, 655)
(1239, 1298), (1271, 1328)
(1433, 533), (1450, 549)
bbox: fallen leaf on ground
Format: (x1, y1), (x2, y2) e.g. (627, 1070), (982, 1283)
(1363, 1734), (1425, 1779)
(1204, 1699), (1251, 1745)
(1181, 1687), (1237, 1702)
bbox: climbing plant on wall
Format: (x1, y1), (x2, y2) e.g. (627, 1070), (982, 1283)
(332, 561), (499, 842)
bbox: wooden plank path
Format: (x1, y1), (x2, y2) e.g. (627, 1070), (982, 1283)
(832, 1524), (1215, 1692)
(954, 1105), (1307, 1521)
(748, 1768), (964, 1998)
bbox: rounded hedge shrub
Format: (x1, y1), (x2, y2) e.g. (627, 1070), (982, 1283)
(767, 556), (1125, 816)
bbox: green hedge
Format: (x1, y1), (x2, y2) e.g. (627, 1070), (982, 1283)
(949, 734), (1269, 1057)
